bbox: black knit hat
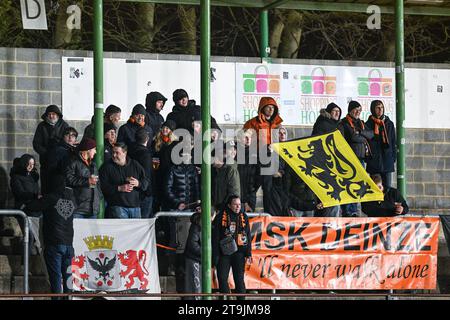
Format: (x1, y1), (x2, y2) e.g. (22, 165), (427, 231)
(348, 100), (362, 113)
(172, 89), (189, 102)
(161, 120), (176, 132)
(131, 104), (146, 116)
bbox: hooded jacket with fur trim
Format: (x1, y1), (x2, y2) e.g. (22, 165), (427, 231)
(312, 106), (342, 135)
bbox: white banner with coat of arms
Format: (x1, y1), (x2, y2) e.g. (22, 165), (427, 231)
(71, 219), (160, 297)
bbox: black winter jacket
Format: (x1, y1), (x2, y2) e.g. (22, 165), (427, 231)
(365, 115), (397, 174)
(33, 117), (69, 165)
(117, 119), (153, 151)
(104, 140), (114, 164)
(164, 164), (200, 210)
(285, 166), (316, 211)
(185, 218), (201, 262)
(128, 143), (153, 197)
(212, 207), (252, 264)
(237, 146), (260, 211)
(312, 108), (341, 135)
(338, 116), (374, 160)
(361, 187), (409, 217)
(166, 100), (220, 134)
(26, 187), (75, 246)
(47, 141), (76, 192)
(99, 158), (149, 208)
(65, 155), (102, 216)
(145, 92), (167, 138)
(10, 166), (40, 212)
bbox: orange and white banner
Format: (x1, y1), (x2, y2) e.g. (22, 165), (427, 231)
(243, 217), (439, 290)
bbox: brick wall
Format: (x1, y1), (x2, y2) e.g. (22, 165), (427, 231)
(0, 47), (449, 213)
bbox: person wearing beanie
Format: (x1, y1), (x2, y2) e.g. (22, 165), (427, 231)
(145, 91), (168, 139)
(128, 128), (154, 218)
(83, 104), (122, 140)
(312, 102), (342, 135)
(65, 138), (102, 219)
(365, 100), (396, 188)
(47, 127), (78, 193)
(117, 104), (153, 151)
(33, 105), (69, 194)
(104, 122), (117, 163)
(166, 89), (221, 134)
(243, 97), (283, 146)
(151, 120), (179, 213)
(338, 100), (374, 217)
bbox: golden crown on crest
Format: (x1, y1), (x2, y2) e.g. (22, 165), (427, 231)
(83, 235), (114, 251)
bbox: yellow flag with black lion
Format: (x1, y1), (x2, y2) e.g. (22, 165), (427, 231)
(272, 129), (383, 208)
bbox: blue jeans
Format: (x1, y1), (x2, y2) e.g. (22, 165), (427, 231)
(73, 212), (97, 219)
(44, 244), (74, 298)
(109, 206), (141, 219)
(140, 196), (154, 219)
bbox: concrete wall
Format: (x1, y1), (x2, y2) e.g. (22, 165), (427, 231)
(0, 47), (449, 213)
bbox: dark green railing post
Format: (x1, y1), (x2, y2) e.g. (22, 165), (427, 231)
(395, 0), (406, 197)
(94, 0), (105, 218)
(260, 10), (269, 58)
(200, 0), (212, 298)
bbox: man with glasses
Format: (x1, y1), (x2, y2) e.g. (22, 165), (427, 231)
(338, 100), (373, 217)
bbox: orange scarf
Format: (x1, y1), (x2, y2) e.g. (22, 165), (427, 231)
(162, 135), (171, 143)
(129, 117), (145, 127)
(222, 210), (246, 230)
(345, 114), (364, 131)
(370, 115), (389, 145)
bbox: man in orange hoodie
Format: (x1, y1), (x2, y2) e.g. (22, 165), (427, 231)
(243, 97), (283, 215)
(243, 97), (283, 146)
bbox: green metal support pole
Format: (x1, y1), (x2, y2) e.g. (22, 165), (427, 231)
(395, 0), (406, 198)
(200, 0), (212, 298)
(260, 10), (269, 59)
(94, 0), (105, 218)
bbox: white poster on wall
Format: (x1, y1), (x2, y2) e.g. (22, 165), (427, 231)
(404, 68), (450, 128)
(62, 57), (450, 129)
(235, 63), (396, 126)
(62, 58), (236, 124)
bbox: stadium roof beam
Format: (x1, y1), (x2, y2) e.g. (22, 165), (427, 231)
(112, 0), (450, 16)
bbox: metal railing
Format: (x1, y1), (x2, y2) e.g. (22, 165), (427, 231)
(154, 211), (272, 219)
(0, 210), (29, 294)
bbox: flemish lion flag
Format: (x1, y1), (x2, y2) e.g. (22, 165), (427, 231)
(272, 129), (383, 207)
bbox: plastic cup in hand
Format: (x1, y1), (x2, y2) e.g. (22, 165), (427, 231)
(90, 175), (98, 188)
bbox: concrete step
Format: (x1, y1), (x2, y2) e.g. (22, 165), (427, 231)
(0, 276), (50, 294)
(159, 276), (177, 293)
(12, 276), (50, 294)
(0, 255), (47, 276)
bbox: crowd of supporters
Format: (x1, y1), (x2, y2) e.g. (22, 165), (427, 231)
(9, 88), (408, 298)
